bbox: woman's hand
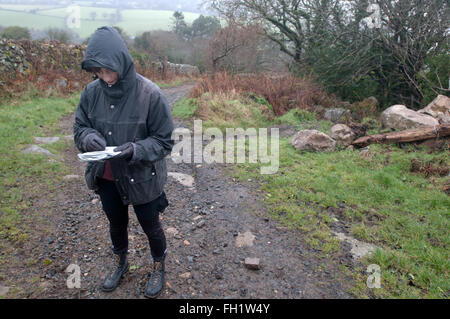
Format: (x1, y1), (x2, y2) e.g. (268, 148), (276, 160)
(83, 133), (106, 152)
(114, 142), (135, 160)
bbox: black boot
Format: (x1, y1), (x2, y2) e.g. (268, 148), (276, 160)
(144, 256), (165, 298)
(101, 252), (129, 292)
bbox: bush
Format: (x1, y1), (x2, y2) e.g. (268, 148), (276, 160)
(419, 48), (450, 107)
(44, 28), (75, 44)
(189, 72), (334, 116)
(1, 26), (30, 40)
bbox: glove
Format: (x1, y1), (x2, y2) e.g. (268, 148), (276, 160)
(114, 142), (135, 160)
(83, 133), (106, 152)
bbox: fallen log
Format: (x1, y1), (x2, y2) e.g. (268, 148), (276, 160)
(352, 124), (450, 148)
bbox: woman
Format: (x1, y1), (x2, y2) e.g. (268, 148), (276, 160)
(73, 26), (174, 298)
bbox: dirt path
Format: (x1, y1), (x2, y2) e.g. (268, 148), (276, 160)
(23, 83), (354, 299)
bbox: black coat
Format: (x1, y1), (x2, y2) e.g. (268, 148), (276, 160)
(73, 26), (174, 205)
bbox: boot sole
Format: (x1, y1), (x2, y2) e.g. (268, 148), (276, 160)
(143, 279), (165, 299)
(143, 285), (164, 299)
(101, 263), (130, 293)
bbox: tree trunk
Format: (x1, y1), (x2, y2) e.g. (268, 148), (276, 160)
(352, 124), (450, 148)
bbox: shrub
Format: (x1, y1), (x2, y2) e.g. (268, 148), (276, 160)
(1, 26), (30, 40)
(189, 72), (334, 116)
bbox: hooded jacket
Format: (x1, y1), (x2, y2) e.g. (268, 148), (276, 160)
(73, 26), (174, 205)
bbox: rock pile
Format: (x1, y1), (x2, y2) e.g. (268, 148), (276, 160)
(290, 95), (449, 152)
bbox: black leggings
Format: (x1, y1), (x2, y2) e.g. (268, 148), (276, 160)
(96, 178), (168, 262)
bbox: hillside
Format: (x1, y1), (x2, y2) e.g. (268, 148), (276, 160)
(0, 4), (202, 38)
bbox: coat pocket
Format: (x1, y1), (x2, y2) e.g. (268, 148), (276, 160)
(126, 162), (156, 183)
(85, 161), (104, 190)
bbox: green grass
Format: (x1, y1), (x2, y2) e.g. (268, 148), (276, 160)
(173, 92), (450, 299)
(173, 92), (275, 131)
(235, 142), (448, 299)
(0, 5), (201, 38)
(156, 78), (192, 89)
(0, 93), (79, 246)
(275, 108), (333, 134)
(172, 96), (199, 120)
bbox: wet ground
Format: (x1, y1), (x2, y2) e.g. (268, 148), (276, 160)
(3, 83), (355, 299)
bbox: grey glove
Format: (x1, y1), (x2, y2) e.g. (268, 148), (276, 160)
(83, 133), (106, 152)
(114, 142), (135, 160)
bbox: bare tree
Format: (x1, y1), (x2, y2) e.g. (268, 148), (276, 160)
(205, 0), (449, 107)
(205, 0), (345, 63)
(207, 23), (275, 73)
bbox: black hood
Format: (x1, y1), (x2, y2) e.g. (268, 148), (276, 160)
(82, 26), (136, 101)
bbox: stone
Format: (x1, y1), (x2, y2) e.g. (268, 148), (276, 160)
(63, 175), (80, 180)
(290, 130), (336, 152)
(168, 172), (195, 188)
(381, 104), (439, 130)
(244, 257), (261, 270)
(417, 95), (450, 124)
(235, 231), (256, 248)
(165, 227), (179, 237)
(324, 108), (351, 123)
(196, 220), (205, 228)
(22, 145), (54, 156)
(179, 272), (191, 279)
(34, 136), (60, 144)
(329, 124), (356, 147)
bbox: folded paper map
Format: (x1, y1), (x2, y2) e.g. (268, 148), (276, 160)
(77, 147), (121, 162)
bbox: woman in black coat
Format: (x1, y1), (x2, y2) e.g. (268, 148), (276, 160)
(73, 26), (174, 298)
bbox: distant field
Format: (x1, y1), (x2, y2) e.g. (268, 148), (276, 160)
(0, 4), (55, 11)
(0, 5), (201, 38)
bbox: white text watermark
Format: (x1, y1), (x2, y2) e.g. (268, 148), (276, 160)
(171, 120), (279, 174)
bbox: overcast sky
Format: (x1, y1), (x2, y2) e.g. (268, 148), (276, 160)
(0, 0), (215, 14)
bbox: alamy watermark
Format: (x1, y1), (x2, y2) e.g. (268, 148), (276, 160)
(366, 264), (381, 289)
(363, 3), (382, 29)
(66, 5), (81, 29)
(66, 264), (81, 289)
(171, 120), (279, 175)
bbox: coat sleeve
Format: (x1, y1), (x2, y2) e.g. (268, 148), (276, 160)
(73, 88), (104, 153)
(130, 88), (175, 164)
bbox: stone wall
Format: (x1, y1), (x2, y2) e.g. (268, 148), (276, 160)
(150, 61), (200, 77)
(0, 39), (86, 80)
(0, 39), (89, 95)
(0, 39), (198, 97)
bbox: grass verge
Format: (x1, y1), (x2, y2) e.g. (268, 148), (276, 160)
(173, 91), (450, 298)
(0, 93), (79, 249)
